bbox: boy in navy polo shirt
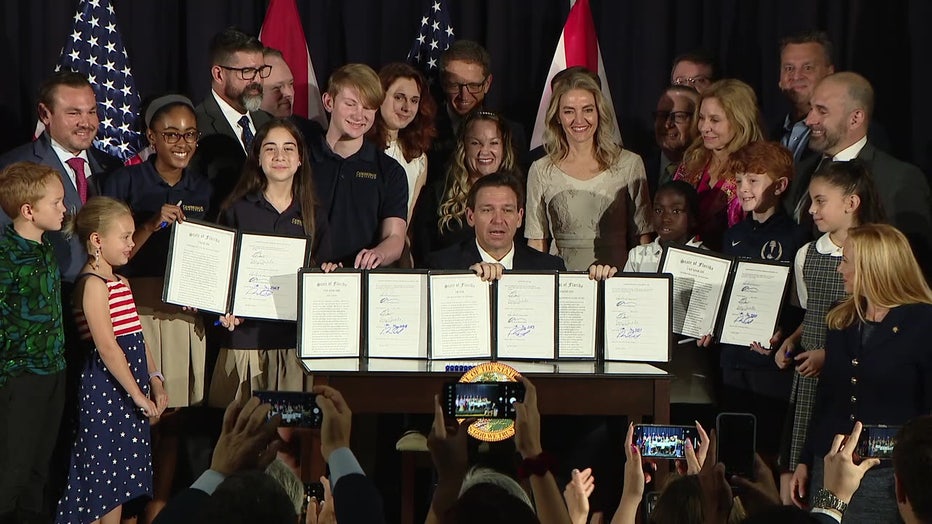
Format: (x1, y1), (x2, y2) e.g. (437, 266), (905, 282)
(309, 64), (408, 268)
(720, 141), (810, 460)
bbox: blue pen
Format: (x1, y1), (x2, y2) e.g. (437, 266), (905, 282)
(157, 200), (183, 230)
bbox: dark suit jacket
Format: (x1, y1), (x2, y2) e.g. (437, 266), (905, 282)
(856, 142), (932, 275)
(189, 92), (272, 217)
(802, 303), (932, 467)
(0, 132), (122, 282)
(150, 487), (209, 524)
(333, 473), (387, 524)
(427, 238), (566, 271)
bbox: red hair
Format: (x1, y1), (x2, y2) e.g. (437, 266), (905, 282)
(368, 62), (438, 162)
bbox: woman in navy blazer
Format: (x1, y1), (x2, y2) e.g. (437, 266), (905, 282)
(791, 224), (932, 521)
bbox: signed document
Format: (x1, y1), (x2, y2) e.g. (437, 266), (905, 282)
(660, 246), (733, 339)
(163, 220), (237, 314)
(298, 271), (363, 358)
(557, 273), (598, 359)
(495, 272), (558, 360)
(718, 260), (790, 346)
(231, 233), (308, 321)
(366, 271), (429, 358)
(603, 275), (672, 362)
(429, 272), (492, 359)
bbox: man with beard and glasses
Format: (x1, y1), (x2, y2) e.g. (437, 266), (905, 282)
(803, 72), (932, 276)
(190, 27), (272, 217)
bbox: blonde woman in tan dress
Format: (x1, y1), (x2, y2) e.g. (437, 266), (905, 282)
(525, 72), (651, 270)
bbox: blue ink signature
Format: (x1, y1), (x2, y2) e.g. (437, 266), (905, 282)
(508, 324), (535, 337)
(245, 284), (279, 297)
(616, 327), (644, 339)
(380, 323), (408, 335)
(733, 312), (758, 324)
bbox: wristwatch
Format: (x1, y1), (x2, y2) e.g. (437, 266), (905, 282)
(812, 488), (848, 515)
(149, 371), (165, 383)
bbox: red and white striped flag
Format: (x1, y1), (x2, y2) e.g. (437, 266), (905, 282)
(259, 0), (327, 127)
(530, 0), (621, 149)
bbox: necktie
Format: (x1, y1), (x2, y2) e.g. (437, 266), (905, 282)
(238, 115), (254, 150)
(65, 157), (88, 204)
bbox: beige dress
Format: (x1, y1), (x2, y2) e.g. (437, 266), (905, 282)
(524, 150), (652, 270)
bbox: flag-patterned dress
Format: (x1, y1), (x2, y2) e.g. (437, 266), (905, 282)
(57, 274), (152, 524)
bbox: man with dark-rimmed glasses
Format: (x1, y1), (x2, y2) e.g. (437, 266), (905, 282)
(190, 27), (272, 217)
(427, 40), (528, 184)
(645, 85), (699, 196)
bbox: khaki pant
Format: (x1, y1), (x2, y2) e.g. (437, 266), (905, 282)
(132, 277), (206, 408)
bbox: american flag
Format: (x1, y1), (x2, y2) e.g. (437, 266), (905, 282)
(51, 0), (145, 162)
(406, 0), (455, 74)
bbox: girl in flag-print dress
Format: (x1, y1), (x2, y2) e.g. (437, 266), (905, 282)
(57, 197), (168, 524)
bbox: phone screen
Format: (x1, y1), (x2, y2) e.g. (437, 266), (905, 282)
(633, 424), (698, 459)
(717, 413), (756, 479)
(857, 425), (899, 460)
(254, 390), (322, 428)
(443, 382), (524, 419)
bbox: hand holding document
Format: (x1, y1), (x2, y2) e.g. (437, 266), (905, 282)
(659, 246), (733, 339)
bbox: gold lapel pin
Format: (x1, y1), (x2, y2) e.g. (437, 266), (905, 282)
(893, 326), (899, 334)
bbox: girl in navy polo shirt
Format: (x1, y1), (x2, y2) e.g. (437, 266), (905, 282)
(103, 95), (212, 408)
(209, 118), (331, 407)
(102, 95), (212, 520)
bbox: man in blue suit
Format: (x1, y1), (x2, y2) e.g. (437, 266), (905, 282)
(0, 71), (121, 283)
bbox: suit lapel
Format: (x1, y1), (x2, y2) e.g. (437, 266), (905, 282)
(862, 306), (908, 352)
(203, 92), (240, 142)
(35, 134), (82, 212)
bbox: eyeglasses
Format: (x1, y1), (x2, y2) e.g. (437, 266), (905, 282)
(441, 77), (488, 94)
(653, 111), (692, 124)
(220, 64), (272, 81)
(672, 76), (710, 88)
(160, 131), (201, 144)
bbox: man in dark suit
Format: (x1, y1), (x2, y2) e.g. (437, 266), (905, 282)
(801, 72), (932, 275)
(189, 28), (272, 216)
(428, 40), (528, 185)
(644, 85), (699, 197)
(0, 71), (122, 283)
(260, 46), (322, 143)
(427, 172), (565, 273)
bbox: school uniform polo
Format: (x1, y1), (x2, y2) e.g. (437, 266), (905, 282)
(308, 135), (408, 265)
(219, 193), (331, 349)
(720, 210), (810, 372)
(102, 158), (212, 277)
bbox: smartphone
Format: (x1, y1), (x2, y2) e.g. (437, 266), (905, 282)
(716, 412), (757, 479)
(857, 424), (899, 460)
(305, 481), (324, 502)
(644, 491), (661, 519)
(442, 381), (525, 419)
(633, 424), (698, 459)
(254, 390), (322, 428)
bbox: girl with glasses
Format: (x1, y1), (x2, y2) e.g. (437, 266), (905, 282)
(100, 94), (213, 520)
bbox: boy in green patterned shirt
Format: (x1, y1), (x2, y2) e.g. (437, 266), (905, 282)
(0, 162), (68, 523)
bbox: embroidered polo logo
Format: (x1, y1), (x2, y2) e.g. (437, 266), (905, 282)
(355, 171), (377, 180)
(292, 218), (303, 227)
(182, 204), (205, 213)
(760, 240), (783, 260)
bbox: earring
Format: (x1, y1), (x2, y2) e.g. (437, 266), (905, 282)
(92, 249), (100, 270)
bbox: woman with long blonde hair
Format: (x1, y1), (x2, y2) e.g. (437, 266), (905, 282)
(410, 111), (518, 266)
(525, 71), (651, 270)
(790, 224), (932, 521)
(673, 79), (764, 251)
